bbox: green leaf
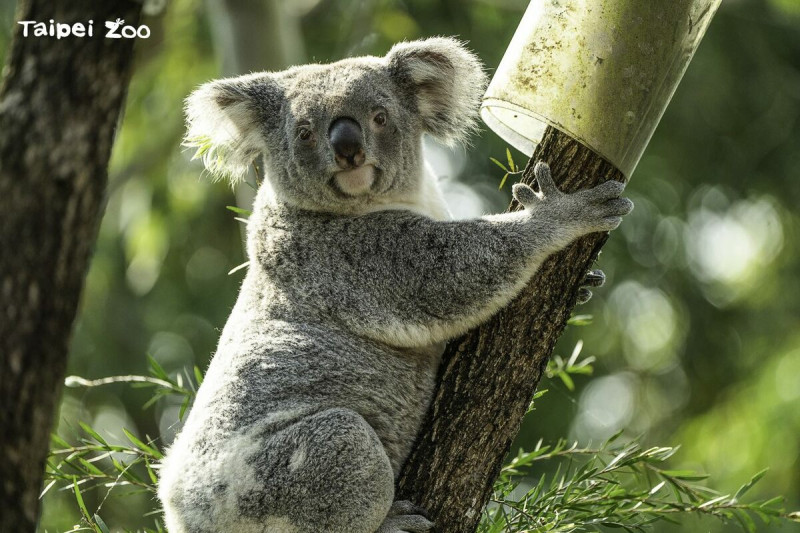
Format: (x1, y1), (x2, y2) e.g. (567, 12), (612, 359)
(732, 509), (757, 533)
(93, 514), (111, 533)
(51, 433), (71, 449)
(194, 366), (204, 386)
(72, 478), (92, 522)
(567, 365), (594, 376)
(123, 428), (163, 459)
(179, 396), (191, 420)
(77, 458), (104, 476)
(759, 496), (785, 508)
(225, 205), (252, 216)
(147, 355), (169, 380)
(661, 470), (709, 481)
(142, 390), (167, 410)
(506, 147), (516, 172)
(489, 156), (509, 172)
(735, 469), (768, 501)
(498, 173), (509, 190)
(79, 422), (109, 446)
(146, 461), (159, 485)
(567, 314), (594, 326)
(557, 371), (575, 391)
(604, 429), (625, 446)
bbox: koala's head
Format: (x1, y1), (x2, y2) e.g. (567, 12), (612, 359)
(185, 37), (486, 214)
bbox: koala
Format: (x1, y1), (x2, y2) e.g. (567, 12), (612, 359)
(157, 37), (633, 533)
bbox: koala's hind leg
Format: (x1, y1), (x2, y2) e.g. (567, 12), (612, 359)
(244, 408), (426, 533)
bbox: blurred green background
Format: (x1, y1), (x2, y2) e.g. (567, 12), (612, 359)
(1, 0), (798, 531)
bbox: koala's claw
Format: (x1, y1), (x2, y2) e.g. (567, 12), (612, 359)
(583, 269), (606, 288)
(577, 287), (593, 305)
(576, 269), (605, 305)
(378, 501), (434, 532)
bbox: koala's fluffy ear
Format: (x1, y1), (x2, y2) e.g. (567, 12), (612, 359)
(184, 73), (282, 182)
(386, 37), (487, 145)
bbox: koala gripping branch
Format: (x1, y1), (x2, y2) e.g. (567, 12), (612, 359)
(396, 126), (625, 533)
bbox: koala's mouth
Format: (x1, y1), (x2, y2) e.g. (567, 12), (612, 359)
(331, 165), (379, 197)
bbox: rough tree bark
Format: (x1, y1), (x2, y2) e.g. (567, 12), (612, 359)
(396, 126), (626, 533)
(0, 1), (141, 530)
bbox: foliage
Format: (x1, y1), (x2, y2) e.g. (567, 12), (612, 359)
(44, 358), (198, 532)
(490, 148), (522, 190)
(483, 434), (799, 533)
(44, 346), (800, 532)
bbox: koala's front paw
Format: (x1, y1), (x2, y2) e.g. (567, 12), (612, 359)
(377, 500), (434, 533)
(513, 162), (633, 235)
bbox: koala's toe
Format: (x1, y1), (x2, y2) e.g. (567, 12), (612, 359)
(583, 269), (606, 288)
(378, 514), (434, 533)
(512, 183), (538, 207)
(592, 179), (626, 199)
(533, 161), (559, 195)
(576, 287), (593, 305)
(600, 216), (623, 232)
(601, 197), (634, 216)
(388, 500), (430, 518)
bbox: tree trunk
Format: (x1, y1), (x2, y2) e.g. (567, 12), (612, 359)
(396, 126), (626, 533)
(0, 1), (141, 530)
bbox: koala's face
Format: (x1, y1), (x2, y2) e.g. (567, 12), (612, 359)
(274, 61), (422, 207)
(185, 38), (486, 214)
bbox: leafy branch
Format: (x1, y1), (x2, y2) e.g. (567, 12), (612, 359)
(47, 356), (198, 532)
(47, 344), (800, 533)
(491, 147), (523, 189)
(481, 434), (799, 533)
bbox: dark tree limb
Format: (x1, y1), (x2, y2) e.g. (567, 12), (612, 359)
(396, 126), (626, 533)
(0, 1), (141, 530)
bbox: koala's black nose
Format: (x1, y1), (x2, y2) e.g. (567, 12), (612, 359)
(329, 117), (366, 169)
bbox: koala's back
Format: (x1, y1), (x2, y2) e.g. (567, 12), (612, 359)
(188, 314), (436, 455)
(159, 277), (438, 531)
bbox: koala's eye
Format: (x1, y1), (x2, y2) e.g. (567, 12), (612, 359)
(296, 125), (314, 143)
(373, 110), (388, 128)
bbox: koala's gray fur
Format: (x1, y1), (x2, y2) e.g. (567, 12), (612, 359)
(157, 37), (633, 533)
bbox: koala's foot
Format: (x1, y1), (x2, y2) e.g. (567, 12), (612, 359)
(377, 500), (434, 533)
(577, 269), (605, 304)
(512, 161), (634, 235)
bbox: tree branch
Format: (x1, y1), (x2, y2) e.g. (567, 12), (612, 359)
(396, 125), (625, 533)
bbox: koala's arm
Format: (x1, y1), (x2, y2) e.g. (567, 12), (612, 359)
(280, 164), (632, 348)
